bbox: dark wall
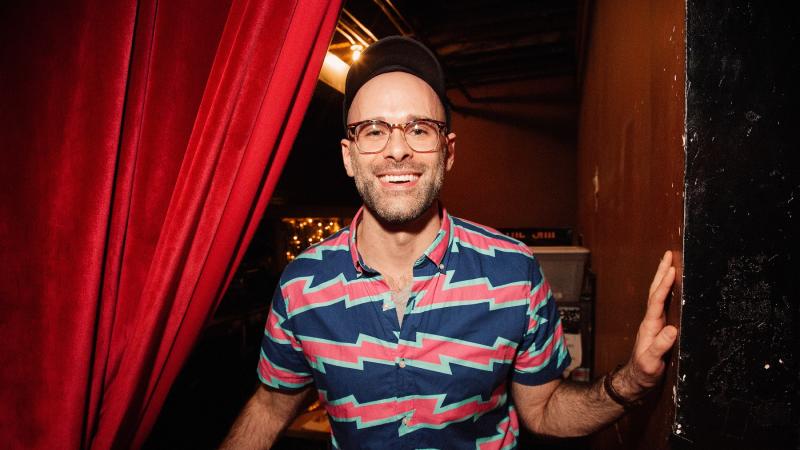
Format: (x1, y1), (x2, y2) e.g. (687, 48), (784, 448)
(676, 3), (799, 449)
(441, 77), (578, 228)
(271, 82), (361, 211)
(576, 0), (685, 448)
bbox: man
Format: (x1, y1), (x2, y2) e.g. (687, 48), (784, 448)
(221, 36), (678, 449)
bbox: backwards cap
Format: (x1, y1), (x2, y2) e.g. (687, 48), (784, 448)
(343, 35), (450, 128)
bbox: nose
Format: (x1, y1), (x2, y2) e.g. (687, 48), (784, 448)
(383, 127), (413, 162)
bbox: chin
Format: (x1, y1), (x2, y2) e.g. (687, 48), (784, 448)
(380, 213), (422, 226)
(371, 197), (439, 225)
(355, 171), (444, 226)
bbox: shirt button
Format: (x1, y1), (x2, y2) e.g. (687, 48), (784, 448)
(438, 263), (445, 270)
(398, 358), (406, 368)
(402, 416), (411, 426)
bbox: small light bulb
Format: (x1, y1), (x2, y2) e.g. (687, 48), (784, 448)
(350, 44), (364, 62)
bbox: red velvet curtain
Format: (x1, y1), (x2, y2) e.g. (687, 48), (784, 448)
(0, 0), (341, 448)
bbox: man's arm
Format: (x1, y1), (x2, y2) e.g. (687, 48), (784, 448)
(219, 384), (314, 449)
(513, 250), (678, 437)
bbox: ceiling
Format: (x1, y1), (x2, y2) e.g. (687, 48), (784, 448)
(330, 0), (581, 90)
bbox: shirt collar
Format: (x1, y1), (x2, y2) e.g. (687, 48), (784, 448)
(348, 205), (453, 273)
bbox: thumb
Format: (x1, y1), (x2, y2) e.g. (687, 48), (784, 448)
(646, 325), (678, 360)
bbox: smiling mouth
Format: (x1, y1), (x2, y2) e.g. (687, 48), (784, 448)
(378, 174), (420, 184)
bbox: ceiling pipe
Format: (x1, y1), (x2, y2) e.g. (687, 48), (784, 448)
(383, 0), (414, 32)
(337, 21), (370, 47)
(335, 26), (356, 44)
(329, 42), (353, 50)
(371, 0), (412, 35)
(342, 8), (378, 42)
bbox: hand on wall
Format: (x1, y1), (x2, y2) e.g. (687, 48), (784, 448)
(613, 251), (678, 402)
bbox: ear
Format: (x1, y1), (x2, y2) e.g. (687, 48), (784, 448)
(444, 132), (456, 172)
(341, 138), (355, 177)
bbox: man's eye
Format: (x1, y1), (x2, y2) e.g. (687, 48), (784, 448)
(362, 126), (387, 137)
(408, 125), (430, 136)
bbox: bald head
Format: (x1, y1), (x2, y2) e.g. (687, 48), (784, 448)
(347, 72), (446, 126)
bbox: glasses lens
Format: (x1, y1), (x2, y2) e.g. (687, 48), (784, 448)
(404, 120), (440, 152)
(355, 122), (390, 153)
(352, 120), (443, 153)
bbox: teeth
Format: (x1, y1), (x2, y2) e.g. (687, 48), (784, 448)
(380, 174), (419, 183)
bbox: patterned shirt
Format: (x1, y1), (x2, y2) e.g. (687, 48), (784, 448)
(259, 207), (570, 449)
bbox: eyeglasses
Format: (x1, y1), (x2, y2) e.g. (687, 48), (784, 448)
(346, 119), (448, 154)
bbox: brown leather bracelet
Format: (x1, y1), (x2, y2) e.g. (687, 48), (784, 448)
(603, 365), (642, 409)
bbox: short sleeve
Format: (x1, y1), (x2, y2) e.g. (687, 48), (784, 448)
(512, 260), (571, 385)
(257, 286), (314, 389)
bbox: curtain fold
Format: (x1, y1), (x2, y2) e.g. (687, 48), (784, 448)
(0, 0), (342, 448)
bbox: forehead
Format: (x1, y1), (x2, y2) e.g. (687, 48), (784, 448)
(347, 71), (445, 123)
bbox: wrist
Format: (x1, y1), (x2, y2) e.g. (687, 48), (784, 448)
(604, 365), (646, 409)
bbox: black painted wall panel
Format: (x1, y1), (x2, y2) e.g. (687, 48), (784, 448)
(677, 2), (799, 449)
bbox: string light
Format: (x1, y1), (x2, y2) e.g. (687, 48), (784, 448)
(282, 217), (344, 262)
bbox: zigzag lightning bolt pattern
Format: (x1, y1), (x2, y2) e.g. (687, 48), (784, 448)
(413, 271), (530, 312)
(297, 332), (519, 375)
(321, 384), (508, 435)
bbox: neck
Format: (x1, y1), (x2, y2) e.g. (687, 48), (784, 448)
(357, 202), (441, 279)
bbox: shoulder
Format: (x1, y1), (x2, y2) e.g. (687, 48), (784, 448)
(450, 216), (533, 259)
(449, 216), (541, 283)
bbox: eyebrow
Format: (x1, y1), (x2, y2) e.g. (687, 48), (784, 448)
(361, 115), (440, 123)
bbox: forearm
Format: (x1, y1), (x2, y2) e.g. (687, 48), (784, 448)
(219, 385), (312, 449)
(517, 252), (677, 437)
(531, 377), (624, 437)
(521, 366), (646, 438)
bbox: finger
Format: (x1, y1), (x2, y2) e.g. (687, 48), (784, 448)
(648, 251), (673, 297)
(644, 325), (678, 364)
(645, 266), (675, 321)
